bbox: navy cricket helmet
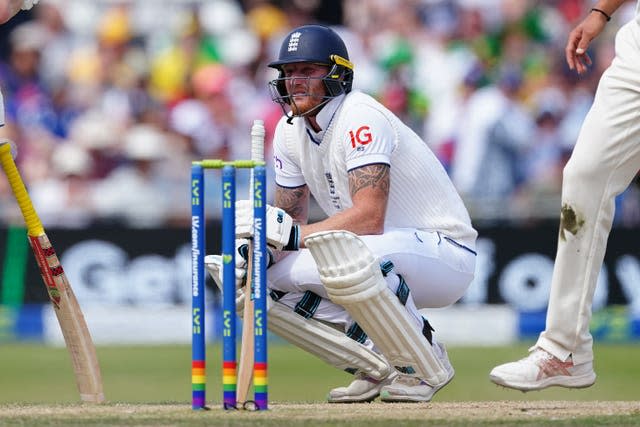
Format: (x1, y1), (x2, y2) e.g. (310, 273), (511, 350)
(268, 25), (354, 114)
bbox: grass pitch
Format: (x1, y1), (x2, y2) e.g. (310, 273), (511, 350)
(2, 401), (640, 426)
(0, 343), (639, 425)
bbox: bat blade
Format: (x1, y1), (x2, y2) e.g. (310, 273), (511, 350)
(236, 252), (255, 404)
(29, 233), (105, 403)
(237, 120), (265, 406)
(0, 139), (104, 403)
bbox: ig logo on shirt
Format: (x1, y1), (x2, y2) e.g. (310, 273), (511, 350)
(349, 125), (372, 151)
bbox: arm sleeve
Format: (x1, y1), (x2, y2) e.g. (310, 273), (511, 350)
(273, 120), (306, 188)
(338, 103), (396, 171)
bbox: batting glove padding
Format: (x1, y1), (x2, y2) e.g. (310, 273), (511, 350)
(204, 254), (244, 316)
(21, 0), (39, 10)
(235, 199), (299, 251)
(235, 200), (254, 239)
(205, 239), (253, 290)
(237, 241), (275, 269)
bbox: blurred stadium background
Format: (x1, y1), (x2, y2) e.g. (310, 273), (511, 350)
(0, 0), (639, 400)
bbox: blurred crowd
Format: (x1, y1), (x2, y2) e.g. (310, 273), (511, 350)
(0, 0), (638, 229)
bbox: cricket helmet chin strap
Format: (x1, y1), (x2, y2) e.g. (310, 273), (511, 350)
(268, 24), (354, 119)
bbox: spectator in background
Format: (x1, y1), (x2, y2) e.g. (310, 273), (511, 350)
(512, 86), (570, 220)
(93, 6), (148, 129)
(450, 64), (533, 219)
(29, 142), (96, 228)
(92, 123), (173, 228)
(33, 1), (76, 93)
(423, 61), (488, 174)
(0, 20), (65, 191)
(0, 21), (50, 134)
(148, 10), (219, 106)
(0, 0), (637, 228)
(169, 64), (235, 160)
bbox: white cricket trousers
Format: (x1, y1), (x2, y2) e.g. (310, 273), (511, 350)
(537, 20), (640, 365)
(267, 227), (476, 333)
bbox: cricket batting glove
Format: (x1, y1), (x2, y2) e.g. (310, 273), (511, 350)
(206, 239), (252, 290)
(236, 240), (276, 269)
(204, 253), (244, 317)
(22, 0), (40, 10)
(235, 200), (299, 251)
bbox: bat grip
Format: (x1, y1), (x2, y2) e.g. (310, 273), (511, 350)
(251, 120), (265, 163)
(0, 144), (43, 236)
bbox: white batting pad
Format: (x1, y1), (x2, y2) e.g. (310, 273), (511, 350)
(205, 254), (391, 379)
(305, 230), (449, 386)
(269, 302), (392, 380)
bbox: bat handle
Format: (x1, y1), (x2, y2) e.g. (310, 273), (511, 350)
(0, 141), (44, 236)
(251, 120), (265, 163)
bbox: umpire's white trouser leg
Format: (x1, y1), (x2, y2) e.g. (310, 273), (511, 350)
(537, 21), (640, 365)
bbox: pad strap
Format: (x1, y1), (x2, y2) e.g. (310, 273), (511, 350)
(380, 260), (394, 276)
(270, 289), (287, 302)
(396, 275), (410, 305)
(346, 322), (367, 344)
(294, 290), (322, 319)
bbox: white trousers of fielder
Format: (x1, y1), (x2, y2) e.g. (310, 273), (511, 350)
(537, 20), (640, 365)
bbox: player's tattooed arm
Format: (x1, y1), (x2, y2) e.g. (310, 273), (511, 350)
(343, 163), (390, 235)
(274, 164), (390, 251)
(275, 184), (309, 225)
(348, 163), (390, 197)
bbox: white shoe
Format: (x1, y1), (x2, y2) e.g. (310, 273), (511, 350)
(489, 347), (596, 391)
(328, 371), (398, 403)
(379, 343), (455, 403)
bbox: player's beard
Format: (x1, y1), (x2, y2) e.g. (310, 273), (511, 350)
(289, 93), (326, 117)
(287, 77), (327, 117)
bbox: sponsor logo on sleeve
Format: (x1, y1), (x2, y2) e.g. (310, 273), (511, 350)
(348, 125), (372, 151)
(274, 155), (283, 169)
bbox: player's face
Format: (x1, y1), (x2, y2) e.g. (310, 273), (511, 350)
(281, 62), (329, 116)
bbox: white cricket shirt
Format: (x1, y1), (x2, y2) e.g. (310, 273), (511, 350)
(273, 91), (477, 247)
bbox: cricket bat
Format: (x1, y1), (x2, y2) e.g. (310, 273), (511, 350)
(236, 249), (254, 405)
(0, 139), (105, 403)
(236, 120), (265, 404)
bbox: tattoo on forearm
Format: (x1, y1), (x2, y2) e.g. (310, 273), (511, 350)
(349, 164), (390, 195)
(276, 185), (308, 222)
